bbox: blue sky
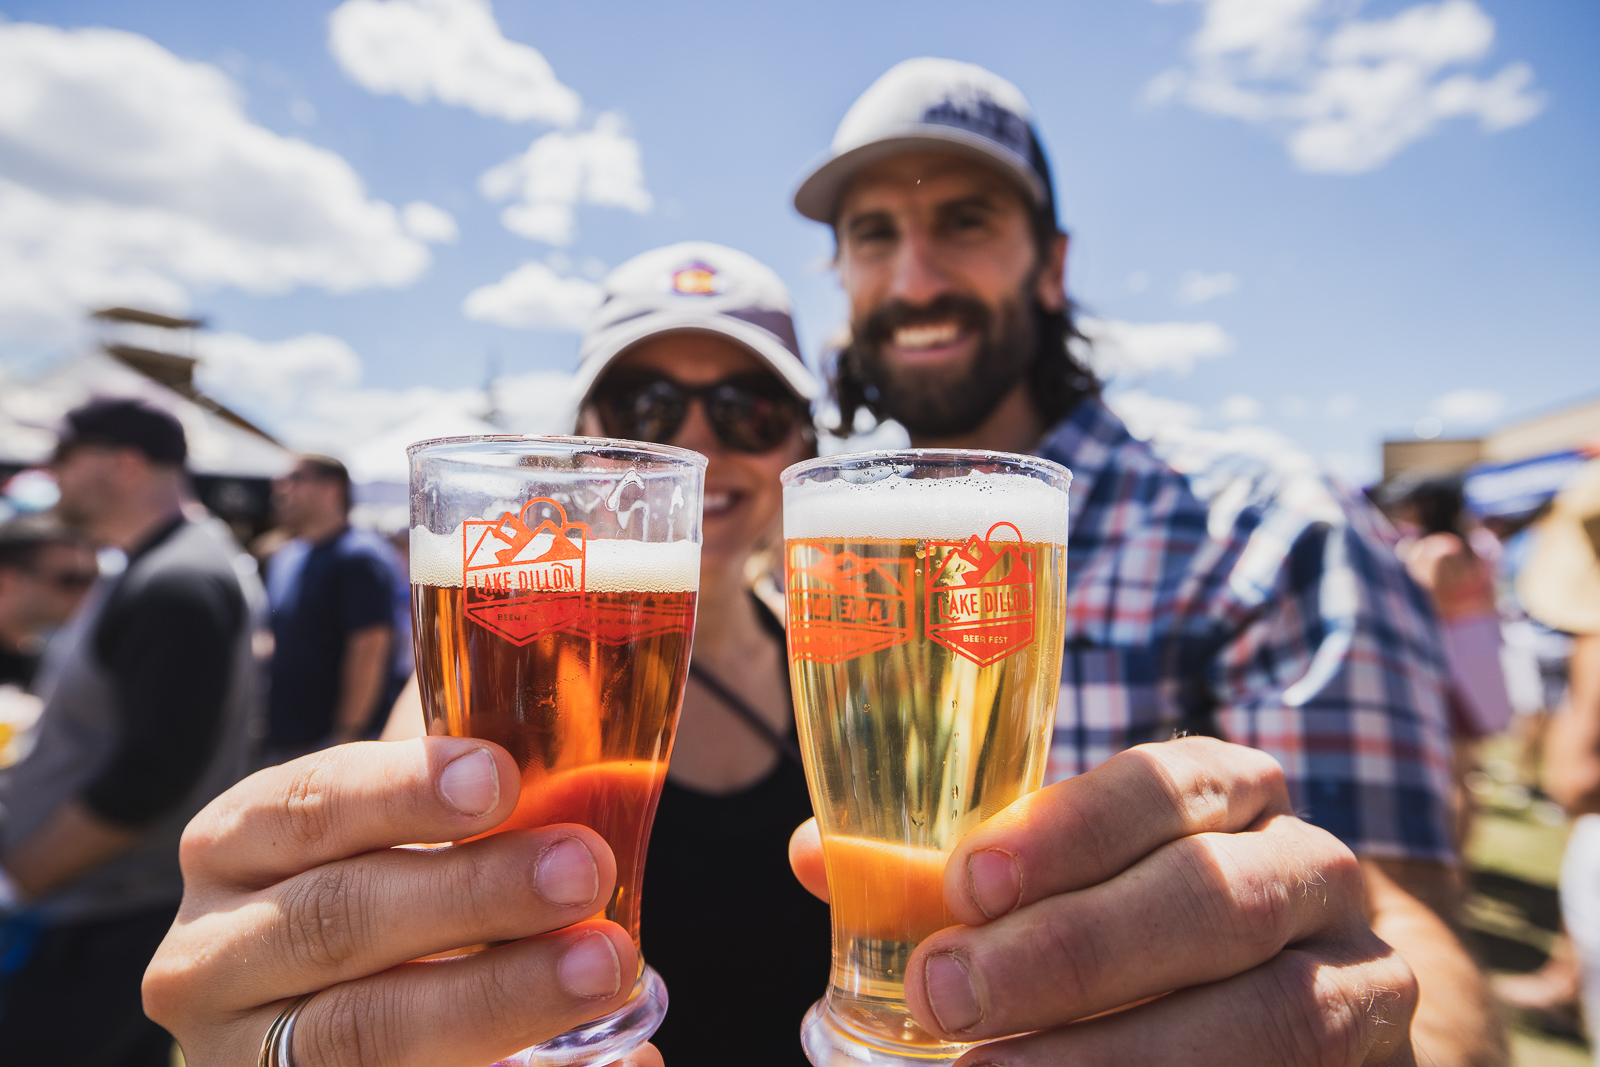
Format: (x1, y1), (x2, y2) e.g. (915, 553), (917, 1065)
(2, 0), (1596, 484)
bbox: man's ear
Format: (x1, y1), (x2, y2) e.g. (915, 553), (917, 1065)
(1035, 231), (1068, 313)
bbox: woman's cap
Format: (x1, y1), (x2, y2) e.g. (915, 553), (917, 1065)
(573, 242), (821, 408)
(793, 57), (1056, 227)
(1519, 456), (1600, 636)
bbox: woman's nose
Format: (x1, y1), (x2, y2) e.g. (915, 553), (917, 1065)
(669, 398), (723, 456)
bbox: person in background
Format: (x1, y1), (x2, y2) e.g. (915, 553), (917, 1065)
(0, 515), (96, 689)
(263, 454), (406, 762)
(1383, 472), (1516, 844)
(145, 243), (830, 1067)
(1522, 458), (1600, 1058)
(0, 398), (258, 1067)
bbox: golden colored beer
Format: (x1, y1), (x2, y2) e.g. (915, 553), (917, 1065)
(784, 460), (1070, 1061)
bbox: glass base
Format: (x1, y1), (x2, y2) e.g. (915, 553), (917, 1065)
(491, 965), (667, 1067)
(801, 998), (974, 1066)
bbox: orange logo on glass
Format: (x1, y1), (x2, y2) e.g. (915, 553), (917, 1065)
(786, 543), (912, 663)
(463, 498), (588, 645)
(925, 522), (1036, 666)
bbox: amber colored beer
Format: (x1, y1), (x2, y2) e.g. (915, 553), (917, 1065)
(413, 582), (696, 947)
(787, 515), (1066, 1055)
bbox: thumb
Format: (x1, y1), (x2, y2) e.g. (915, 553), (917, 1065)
(788, 818), (829, 903)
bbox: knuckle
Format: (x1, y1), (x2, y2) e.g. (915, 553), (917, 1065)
(305, 983), (400, 1067)
(281, 755), (341, 852)
(279, 866), (369, 971)
(458, 954), (531, 1037)
(1259, 949), (1369, 1067)
(1173, 835), (1295, 963)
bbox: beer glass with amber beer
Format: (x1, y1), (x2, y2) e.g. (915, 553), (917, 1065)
(408, 436), (704, 1066)
(783, 451), (1071, 1067)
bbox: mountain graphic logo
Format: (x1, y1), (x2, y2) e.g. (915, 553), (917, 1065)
(786, 542), (913, 663)
(925, 521), (1037, 667)
(462, 498), (589, 645)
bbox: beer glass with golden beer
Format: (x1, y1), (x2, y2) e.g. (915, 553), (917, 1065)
(408, 436), (705, 1066)
(782, 451), (1070, 1066)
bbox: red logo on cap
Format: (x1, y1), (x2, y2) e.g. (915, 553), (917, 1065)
(672, 262), (721, 296)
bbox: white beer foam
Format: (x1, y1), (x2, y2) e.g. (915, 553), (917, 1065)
(410, 524), (701, 591)
(784, 472), (1069, 544)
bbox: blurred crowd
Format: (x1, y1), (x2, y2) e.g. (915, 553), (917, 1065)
(0, 400), (412, 1062)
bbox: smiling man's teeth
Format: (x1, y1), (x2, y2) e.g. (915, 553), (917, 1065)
(705, 491), (733, 513)
(893, 322), (961, 350)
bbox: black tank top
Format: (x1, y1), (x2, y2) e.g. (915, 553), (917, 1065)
(641, 597), (831, 1065)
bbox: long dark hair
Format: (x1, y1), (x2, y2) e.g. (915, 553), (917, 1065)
(826, 218), (1100, 436)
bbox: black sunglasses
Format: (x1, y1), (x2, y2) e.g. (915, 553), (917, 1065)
(591, 369), (807, 454)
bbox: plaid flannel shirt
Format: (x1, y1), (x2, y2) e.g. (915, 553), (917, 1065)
(1037, 399), (1455, 864)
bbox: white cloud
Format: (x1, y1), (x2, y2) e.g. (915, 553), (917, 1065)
(1150, 0), (1544, 174)
(0, 22), (443, 353)
(1105, 389), (1206, 440)
(193, 330), (574, 480)
(1218, 392), (1262, 421)
(462, 261), (603, 331)
(328, 0), (653, 247)
(402, 200), (460, 243)
(1079, 316), (1235, 378)
(479, 113), (652, 245)
(1177, 269), (1238, 305)
(1430, 386), (1504, 425)
(328, 0), (581, 126)
(198, 332), (363, 407)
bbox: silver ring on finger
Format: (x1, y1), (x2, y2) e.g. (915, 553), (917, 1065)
(259, 993), (318, 1067)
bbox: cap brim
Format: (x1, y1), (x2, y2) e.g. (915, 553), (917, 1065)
(793, 126), (1048, 224)
(571, 310), (822, 418)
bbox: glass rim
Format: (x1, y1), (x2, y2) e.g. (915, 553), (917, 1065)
(780, 447), (1071, 490)
(406, 433), (709, 470)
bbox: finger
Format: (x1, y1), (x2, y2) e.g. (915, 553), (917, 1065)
(604, 1045), (663, 1067)
(945, 737), (1292, 925)
(790, 818), (829, 903)
(151, 825), (618, 1009)
(907, 814), (1366, 1040)
(950, 938), (1416, 1067)
(181, 738), (521, 889)
(295, 920), (640, 1067)
(178, 919), (642, 1067)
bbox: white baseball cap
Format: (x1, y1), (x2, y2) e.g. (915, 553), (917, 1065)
(794, 57), (1057, 225)
(572, 242), (820, 409)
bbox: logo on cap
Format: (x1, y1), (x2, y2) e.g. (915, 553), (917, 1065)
(671, 262), (722, 296)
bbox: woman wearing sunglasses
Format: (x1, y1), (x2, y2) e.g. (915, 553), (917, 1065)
(144, 244), (831, 1067)
(572, 243), (830, 1064)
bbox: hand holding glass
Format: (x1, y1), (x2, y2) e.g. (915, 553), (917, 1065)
(409, 436), (704, 1066)
(782, 450), (1070, 1066)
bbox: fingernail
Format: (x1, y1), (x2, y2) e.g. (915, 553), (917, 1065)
(535, 838), (599, 907)
(924, 952), (982, 1034)
(967, 849), (1022, 919)
(558, 932), (621, 999)
(438, 748), (499, 816)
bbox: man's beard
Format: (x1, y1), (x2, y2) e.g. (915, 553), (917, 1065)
(845, 286), (1037, 439)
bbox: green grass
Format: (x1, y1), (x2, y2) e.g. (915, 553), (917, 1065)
(1464, 737), (1591, 1066)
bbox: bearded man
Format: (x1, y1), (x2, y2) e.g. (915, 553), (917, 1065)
(783, 57), (1504, 1067)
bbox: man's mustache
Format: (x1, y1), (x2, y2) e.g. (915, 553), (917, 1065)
(854, 294), (992, 349)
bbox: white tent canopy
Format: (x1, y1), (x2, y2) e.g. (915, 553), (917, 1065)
(0, 350), (292, 477)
